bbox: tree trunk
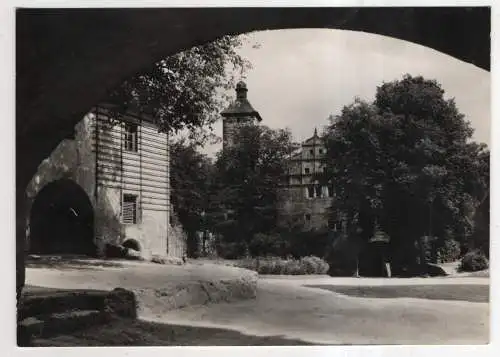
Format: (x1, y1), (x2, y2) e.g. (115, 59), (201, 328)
(417, 236), (428, 276)
(354, 250), (360, 278)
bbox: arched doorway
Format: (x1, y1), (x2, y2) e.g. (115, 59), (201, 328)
(123, 239), (141, 252)
(29, 179), (96, 256)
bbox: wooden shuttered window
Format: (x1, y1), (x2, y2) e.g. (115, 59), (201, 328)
(122, 194), (138, 224)
(124, 123), (138, 152)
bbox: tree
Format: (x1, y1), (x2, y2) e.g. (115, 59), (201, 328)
(210, 125), (298, 257)
(105, 35), (253, 144)
(322, 75), (489, 275)
(170, 139), (215, 257)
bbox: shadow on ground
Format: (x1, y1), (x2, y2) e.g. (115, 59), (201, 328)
(29, 318), (316, 346)
(26, 255), (124, 271)
(306, 284), (489, 303)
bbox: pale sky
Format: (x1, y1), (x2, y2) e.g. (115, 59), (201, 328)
(202, 29), (490, 157)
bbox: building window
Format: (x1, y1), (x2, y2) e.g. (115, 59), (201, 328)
(124, 123), (138, 152)
(327, 186), (334, 198)
(310, 149), (314, 156)
(307, 186), (315, 199)
(122, 194), (138, 224)
(315, 185), (322, 198)
(304, 167), (310, 174)
(305, 213), (311, 221)
(319, 149), (324, 154)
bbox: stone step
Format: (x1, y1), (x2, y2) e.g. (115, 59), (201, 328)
(19, 290), (110, 320)
(19, 288), (137, 321)
(18, 309), (111, 342)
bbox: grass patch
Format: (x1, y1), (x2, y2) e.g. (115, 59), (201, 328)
(306, 284), (489, 303)
(30, 318), (315, 346)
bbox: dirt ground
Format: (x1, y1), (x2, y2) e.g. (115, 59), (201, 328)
(26, 260), (489, 345)
(148, 276), (489, 345)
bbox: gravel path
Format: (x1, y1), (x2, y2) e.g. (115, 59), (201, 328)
(150, 277), (489, 345)
(26, 260), (256, 291)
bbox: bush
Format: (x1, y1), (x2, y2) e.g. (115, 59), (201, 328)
(248, 233), (289, 257)
(216, 241), (248, 260)
(459, 250), (489, 272)
(300, 256), (330, 275)
(236, 256), (329, 275)
(437, 239), (461, 263)
(285, 229), (333, 259)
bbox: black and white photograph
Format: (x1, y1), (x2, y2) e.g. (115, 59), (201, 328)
(6, 3), (494, 351)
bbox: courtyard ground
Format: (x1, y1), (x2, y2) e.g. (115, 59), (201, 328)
(150, 276), (489, 345)
(25, 259), (489, 345)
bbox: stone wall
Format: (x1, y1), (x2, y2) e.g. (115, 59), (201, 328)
(277, 187), (333, 230)
(25, 114), (97, 249)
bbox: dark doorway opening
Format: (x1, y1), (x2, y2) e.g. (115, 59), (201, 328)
(359, 242), (390, 277)
(29, 179), (96, 256)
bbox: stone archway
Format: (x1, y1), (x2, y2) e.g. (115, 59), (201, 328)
(122, 239), (141, 253)
(16, 6), (490, 297)
(29, 179), (96, 256)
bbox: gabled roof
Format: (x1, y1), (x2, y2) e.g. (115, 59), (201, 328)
(302, 128), (324, 147)
(93, 102), (159, 128)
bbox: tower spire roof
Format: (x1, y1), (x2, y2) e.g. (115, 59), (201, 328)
(221, 81), (262, 121)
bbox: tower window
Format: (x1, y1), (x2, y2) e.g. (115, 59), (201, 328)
(305, 214), (311, 221)
(124, 123), (138, 152)
(122, 194), (138, 224)
(304, 167), (310, 174)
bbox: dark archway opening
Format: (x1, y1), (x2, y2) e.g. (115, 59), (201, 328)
(29, 179), (96, 256)
(359, 242), (390, 277)
(122, 239), (141, 252)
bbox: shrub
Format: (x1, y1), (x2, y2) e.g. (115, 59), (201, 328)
(283, 259), (302, 275)
(459, 250), (489, 272)
(285, 229), (333, 259)
(216, 241), (248, 260)
(236, 256), (329, 275)
(299, 256), (329, 274)
(248, 233), (288, 257)
(437, 239), (461, 263)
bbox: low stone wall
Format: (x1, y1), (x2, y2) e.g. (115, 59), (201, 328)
(26, 259), (259, 319)
(134, 273), (258, 318)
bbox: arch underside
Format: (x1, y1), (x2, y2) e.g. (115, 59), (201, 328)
(16, 7), (490, 192)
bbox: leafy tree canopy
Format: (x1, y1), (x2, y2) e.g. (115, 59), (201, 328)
(170, 139), (215, 256)
(209, 125), (298, 248)
(322, 75), (489, 262)
(105, 35), (254, 146)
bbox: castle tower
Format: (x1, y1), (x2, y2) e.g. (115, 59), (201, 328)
(221, 81), (262, 150)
